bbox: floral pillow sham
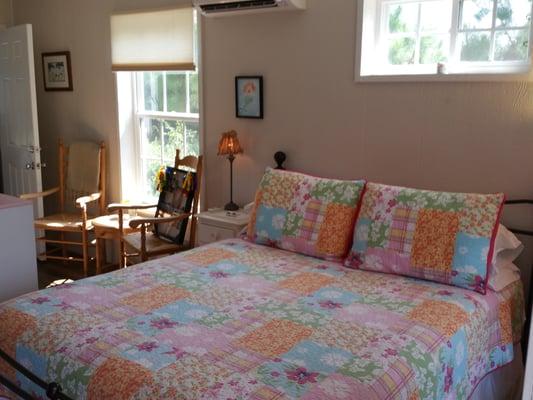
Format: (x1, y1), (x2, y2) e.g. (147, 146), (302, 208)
(246, 168), (366, 261)
(344, 182), (504, 294)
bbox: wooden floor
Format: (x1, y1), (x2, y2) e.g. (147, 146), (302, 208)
(37, 259), (112, 289)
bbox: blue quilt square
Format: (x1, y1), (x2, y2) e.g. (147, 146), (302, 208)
(301, 287), (361, 314)
(153, 300), (213, 325)
(255, 205), (287, 243)
(281, 341), (352, 374)
(16, 344), (48, 398)
(452, 233), (490, 288)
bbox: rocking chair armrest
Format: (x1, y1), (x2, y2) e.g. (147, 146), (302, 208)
(129, 213), (192, 229)
(20, 187), (60, 200)
(76, 192), (101, 208)
(107, 203), (158, 213)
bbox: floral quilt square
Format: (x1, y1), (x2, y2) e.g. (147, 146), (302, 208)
(238, 319), (313, 357)
(183, 247), (237, 266)
(120, 285), (190, 313)
(316, 203), (356, 257)
(87, 357), (152, 400)
(279, 272), (336, 295)
(407, 300), (468, 338)
(411, 209), (460, 271)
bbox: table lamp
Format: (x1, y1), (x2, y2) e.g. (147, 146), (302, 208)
(217, 130), (243, 211)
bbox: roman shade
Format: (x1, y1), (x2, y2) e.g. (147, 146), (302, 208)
(110, 7), (195, 72)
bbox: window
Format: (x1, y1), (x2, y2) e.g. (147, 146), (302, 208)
(357, 0), (533, 79)
(135, 71), (200, 200)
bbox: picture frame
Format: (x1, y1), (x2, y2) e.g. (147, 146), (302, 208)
(235, 76), (263, 119)
(42, 51), (73, 91)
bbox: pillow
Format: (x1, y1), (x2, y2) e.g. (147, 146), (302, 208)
(488, 261), (521, 292)
(493, 224), (524, 266)
(345, 182), (505, 294)
(246, 168), (366, 260)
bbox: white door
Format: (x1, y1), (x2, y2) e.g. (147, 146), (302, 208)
(0, 25), (43, 218)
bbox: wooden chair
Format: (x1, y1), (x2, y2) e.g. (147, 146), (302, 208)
(108, 150), (202, 265)
(20, 139), (106, 276)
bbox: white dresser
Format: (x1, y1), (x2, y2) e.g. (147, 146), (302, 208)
(0, 194), (38, 302)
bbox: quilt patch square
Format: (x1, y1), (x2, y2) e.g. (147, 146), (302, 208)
(279, 273), (336, 295)
(238, 319), (313, 357)
(183, 248), (237, 266)
(87, 357), (152, 400)
(299, 200), (326, 241)
(407, 300), (468, 338)
(316, 203), (356, 256)
(411, 209), (460, 271)
(388, 207), (417, 254)
(120, 285), (190, 313)
(255, 205), (287, 243)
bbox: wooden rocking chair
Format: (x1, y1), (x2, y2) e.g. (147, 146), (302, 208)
(20, 139), (106, 276)
(108, 150), (202, 265)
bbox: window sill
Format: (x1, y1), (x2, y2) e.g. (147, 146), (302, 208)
(356, 66), (533, 83)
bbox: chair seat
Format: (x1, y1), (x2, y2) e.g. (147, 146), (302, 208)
(123, 232), (188, 255)
(34, 213), (94, 232)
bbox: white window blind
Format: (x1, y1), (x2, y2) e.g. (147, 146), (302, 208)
(111, 7), (195, 72)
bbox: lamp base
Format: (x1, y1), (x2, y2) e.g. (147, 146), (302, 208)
(224, 201), (239, 211)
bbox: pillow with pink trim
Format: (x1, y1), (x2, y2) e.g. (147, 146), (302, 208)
(246, 168), (366, 261)
(344, 182), (505, 294)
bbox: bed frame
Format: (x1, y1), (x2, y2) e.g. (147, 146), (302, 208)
(0, 194), (531, 400)
(504, 200), (533, 358)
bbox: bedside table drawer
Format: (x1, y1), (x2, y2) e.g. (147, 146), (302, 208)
(198, 223), (235, 244)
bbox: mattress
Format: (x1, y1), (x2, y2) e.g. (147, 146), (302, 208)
(0, 239), (524, 399)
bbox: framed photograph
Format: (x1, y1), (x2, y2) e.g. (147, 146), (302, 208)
(42, 51), (73, 91)
(235, 76), (263, 119)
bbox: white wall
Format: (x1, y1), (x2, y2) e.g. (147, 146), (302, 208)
(202, 0), (533, 209)
(12, 0), (533, 215)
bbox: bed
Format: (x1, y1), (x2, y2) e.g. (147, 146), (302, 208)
(0, 239), (524, 400)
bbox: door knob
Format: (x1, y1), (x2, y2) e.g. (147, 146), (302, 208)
(25, 162), (32, 170)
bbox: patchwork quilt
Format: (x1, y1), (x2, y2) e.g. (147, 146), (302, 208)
(0, 240), (523, 400)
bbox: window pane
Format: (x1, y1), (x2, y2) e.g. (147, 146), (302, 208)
(166, 73), (187, 113)
(162, 119), (185, 161)
(497, 0), (532, 27)
(420, 1), (453, 32)
(143, 72), (164, 112)
(494, 28), (530, 60)
(189, 73), (199, 114)
(459, 31), (492, 61)
(387, 4), (419, 33)
(461, 0), (494, 29)
(388, 37), (416, 64)
(143, 159), (161, 199)
(185, 121), (200, 156)
(141, 118), (162, 159)
(420, 35), (449, 64)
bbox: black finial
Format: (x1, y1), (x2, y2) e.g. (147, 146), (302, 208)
(274, 151), (286, 170)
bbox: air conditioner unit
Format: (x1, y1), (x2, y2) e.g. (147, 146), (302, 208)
(193, 0), (306, 17)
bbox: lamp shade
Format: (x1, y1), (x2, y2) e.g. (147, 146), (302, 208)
(217, 131), (243, 156)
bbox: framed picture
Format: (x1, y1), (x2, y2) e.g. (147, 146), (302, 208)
(42, 51), (73, 91)
(235, 76), (263, 119)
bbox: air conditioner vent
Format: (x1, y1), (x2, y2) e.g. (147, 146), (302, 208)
(194, 0), (306, 17)
(200, 0), (278, 13)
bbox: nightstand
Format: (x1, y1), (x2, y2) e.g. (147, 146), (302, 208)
(197, 209), (250, 246)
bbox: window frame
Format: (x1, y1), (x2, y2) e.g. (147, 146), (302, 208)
(132, 71), (200, 201)
(356, 0), (533, 82)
